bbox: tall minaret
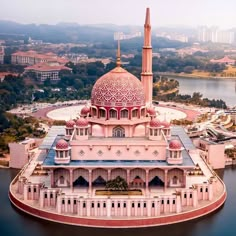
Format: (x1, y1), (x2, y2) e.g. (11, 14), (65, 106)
(141, 8), (153, 105)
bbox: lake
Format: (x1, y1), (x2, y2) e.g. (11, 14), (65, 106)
(173, 76), (236, 107)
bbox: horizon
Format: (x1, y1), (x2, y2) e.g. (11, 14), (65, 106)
(0, 0), (236, 30)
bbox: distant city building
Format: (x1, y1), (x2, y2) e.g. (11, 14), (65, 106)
(177, 47), (208, 56)
(159, 48), (177, 52)
(198, 26), (235, 44)
(156, 32), (189, 43)
(114, 31), (141, 41)
(11, 51), (69, 65)
(0, 40), (5, 45)
(64, 53), (89, 64)
(152, 52), (160, 58)
(24, 62), (72, 82)
(0, 46), (4, 64)
(210, 56), (235, 65)
(79, 57), (112, 66)
(121, 54), (135, 59)
(28, 37), (43, 45)
(217, 31), (235, 44)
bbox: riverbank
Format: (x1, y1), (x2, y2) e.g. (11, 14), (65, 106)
(158, 72), (236, 80)
(0, 154), (9, 168)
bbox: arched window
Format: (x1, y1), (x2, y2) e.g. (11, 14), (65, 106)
(141, 108), (145, 117)
(150, 129), (153, 136)
(59, 176), (65, 184)
(174, 151), (178, 158)
(120, 109), (128, 118)
(154, 129), (157, 136)
(132, 109), (138, 118)
(92, 108), (97, 117)
(60, 151), (63, 158)
(173, 176), (178, 185)
(112, 126), (125, 137)
(99, 109), (106, 118)
(109, 109), (117, 119)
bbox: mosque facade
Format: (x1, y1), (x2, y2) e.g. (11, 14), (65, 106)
(9, 8), (226, 228)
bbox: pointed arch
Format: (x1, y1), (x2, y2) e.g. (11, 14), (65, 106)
(109, 108), (118, 119)
(112, 126), (125, 137)
(120, 109), (129, 119)
(54, 168), (70, 187)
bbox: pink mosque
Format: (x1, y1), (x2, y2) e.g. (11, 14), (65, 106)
(9, 8), (226, 228)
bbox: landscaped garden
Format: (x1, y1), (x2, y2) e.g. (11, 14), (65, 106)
(95, 176), (143, 196)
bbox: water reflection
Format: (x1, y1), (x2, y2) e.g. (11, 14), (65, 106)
(174, 77), (236, 107)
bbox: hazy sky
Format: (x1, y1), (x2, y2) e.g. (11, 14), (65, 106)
(0, 0), (235, 29)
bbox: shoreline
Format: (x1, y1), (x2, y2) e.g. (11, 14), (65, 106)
(158, 73), (236, 80)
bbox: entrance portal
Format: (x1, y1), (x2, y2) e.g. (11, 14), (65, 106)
(92, 176), (106, 187)
(149, 176), (164, 187)
(73, 176), (89, 187)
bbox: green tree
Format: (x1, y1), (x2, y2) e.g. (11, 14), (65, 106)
(105, 176), (128, 191)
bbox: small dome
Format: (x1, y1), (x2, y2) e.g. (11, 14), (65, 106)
(169, 140), (182, 150)
(161, 121), (171, 128)
(76, 117), (89, 127)
(80, 106), (90, 115)
(66, 120), (75, 128)
(56, 139), (69, 149)
(150, 118), (162, 127)
(147, 107), (156, 116)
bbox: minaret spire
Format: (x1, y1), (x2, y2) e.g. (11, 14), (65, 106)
(141, 7), (153, 105)
(145, 7), (150, 27)
(116, 39), (121, 67)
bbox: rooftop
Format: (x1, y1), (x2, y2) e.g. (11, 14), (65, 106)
(41, 126), (195, 168)
(25, 63), (72, 72)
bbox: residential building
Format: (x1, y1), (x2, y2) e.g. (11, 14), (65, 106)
(11, 51), (69, 65)
(24, 62), (72, 82)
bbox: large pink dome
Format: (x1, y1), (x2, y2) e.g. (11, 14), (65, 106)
(169, 140), (182, 150)
(91, 67), (145, 108)
(56, 139), (69, 149)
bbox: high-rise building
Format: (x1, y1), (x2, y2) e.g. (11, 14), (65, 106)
(0, 46), (4, 64)
(198, 26), (235, 44)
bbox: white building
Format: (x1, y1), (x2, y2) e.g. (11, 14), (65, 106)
(114, 31), (141, 41)
(198, 26), (235, 44)
(0, 46), (4, 64)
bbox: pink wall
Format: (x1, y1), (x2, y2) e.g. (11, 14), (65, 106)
(70, 142), (167, 161)
(208, 144), (225, 169)
(9, 143), (29, 169)
(9, 190), (226, 228)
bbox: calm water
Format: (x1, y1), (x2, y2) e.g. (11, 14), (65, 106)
(174, 77), (236, 107)
(1, 168), (236, 236)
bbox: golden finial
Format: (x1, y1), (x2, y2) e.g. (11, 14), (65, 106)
(116, 39), (121, 67)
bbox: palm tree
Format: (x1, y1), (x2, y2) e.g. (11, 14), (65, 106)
(105, 176), (128, 191)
